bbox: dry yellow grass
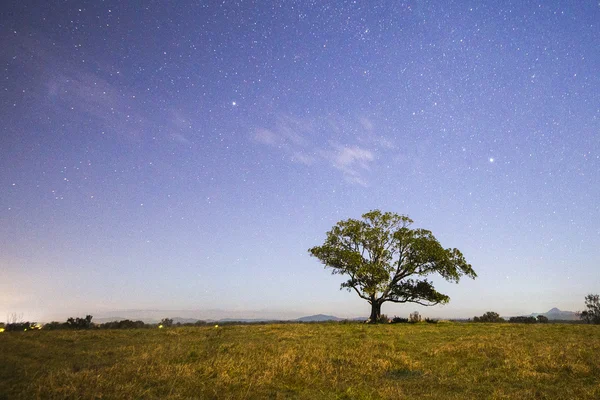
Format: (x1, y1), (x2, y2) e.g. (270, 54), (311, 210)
(1, 322), (599, 399)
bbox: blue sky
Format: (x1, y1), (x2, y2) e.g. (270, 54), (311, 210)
(1, 0), (599, 322)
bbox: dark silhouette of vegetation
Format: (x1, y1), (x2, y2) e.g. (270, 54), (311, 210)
(536, 315), (549, 323)
(5, 322), (38, 331)
(391, 316), (409, 323)
(579, 294), (600, 324)
(409, 311), (422, 323)
(376, 314), (390, 324)
(98, 320), (147, 329)
(309, 210), (476, 323)
(4, 313), (38, 331)
(66, 315), (94, 329)
(425, 318), (438, 324)
(473, 311), (505, 323)
(160, 318), (174, 327)
(42, 321), (68, 330)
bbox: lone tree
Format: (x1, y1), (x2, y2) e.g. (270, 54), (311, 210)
(309, 210), (476, 323)
(579, 294), (600, 324)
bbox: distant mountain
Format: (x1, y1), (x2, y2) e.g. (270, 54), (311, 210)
(89, 309), (305, 323)
(532, 308), (579, 321)
(295, 314), (343, 322)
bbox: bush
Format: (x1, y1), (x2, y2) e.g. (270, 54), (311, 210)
(43, 321), (69, 330)
(98, 320), (147, 329)
(536, 315), (549, 323)
(160, 318), (174, 327)
(5, 322), (38, 332)
(377, 314), (390, 324)
(409, 311), (421, 323)
(66, 315), (93, 330)
(473, 312), (505, 323)
(391, 316), (409, 324)
(425, 318), (438, 324)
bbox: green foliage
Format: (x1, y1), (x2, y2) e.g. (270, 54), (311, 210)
(473, 312), (505, 323)
(579, 294), (600, 324)
(536, 315), (549, 323)
(309, 210), (476, 322)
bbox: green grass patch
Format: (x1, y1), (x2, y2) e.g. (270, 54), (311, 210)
(1, 323), (599, 399)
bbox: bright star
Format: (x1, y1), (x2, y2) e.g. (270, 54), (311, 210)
(232, 101), (236, 106)
(489, 157), (495, 163)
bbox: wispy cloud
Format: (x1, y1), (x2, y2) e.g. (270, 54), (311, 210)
(3, 30), (195, 147)
(327, 145), (374, 186)
(254, 128), (279, 146)
(253, 114), (390, 185)
(45, 71), (148, 141)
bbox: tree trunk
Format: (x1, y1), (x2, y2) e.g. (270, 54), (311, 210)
(368, 301), (382, 323)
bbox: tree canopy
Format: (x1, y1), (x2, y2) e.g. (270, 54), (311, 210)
(579, 294), (600, 324)
(309, 210), (476, 322)
(474, 311), (505, 323)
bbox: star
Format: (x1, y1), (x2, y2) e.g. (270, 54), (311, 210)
(489, 157), (495, 163)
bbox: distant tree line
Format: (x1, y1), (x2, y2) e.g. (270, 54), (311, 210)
(472, 312), (548, 324)
(3, 293), (597, 331)
(41, 316), (212, 330)
(509, 315), (548, 324)
(1, 315), (213, 331)
(2, 321), (40, 332)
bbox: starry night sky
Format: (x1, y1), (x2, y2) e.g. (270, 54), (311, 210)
(1, 1), (599, 321)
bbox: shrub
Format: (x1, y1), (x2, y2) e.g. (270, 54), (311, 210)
(473, 312), (505, 323)
(536, 315), (549, 323)
(99, 320), (147, 329)
(160, 318), (174, 327)
(5, 322), (37, 332)
(391, 316), (409, 324)
(425, 318), (438, 324)
(409, 311), (421, 323)
(66, 315), (93, 330)
(377, 314), (390, 324)
(43, 321), (68, 330)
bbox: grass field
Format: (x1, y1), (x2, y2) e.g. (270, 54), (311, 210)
(1, 322), (599, 399)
